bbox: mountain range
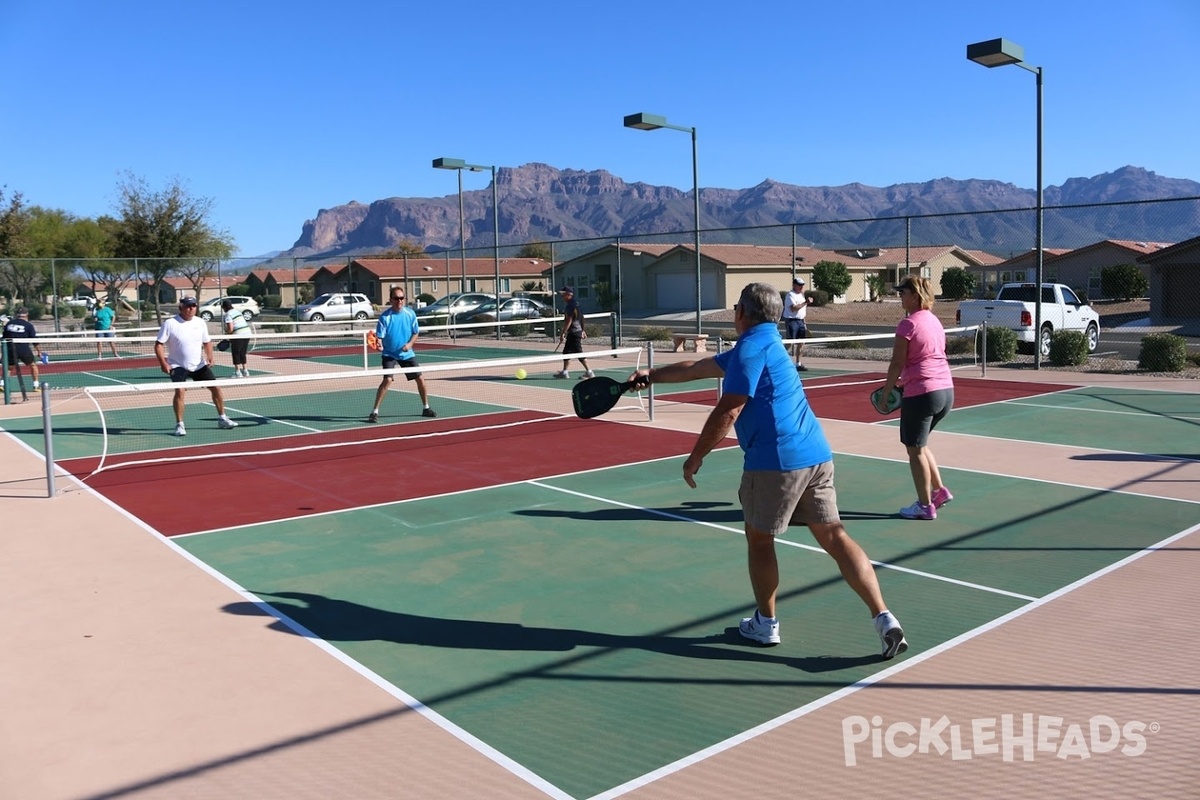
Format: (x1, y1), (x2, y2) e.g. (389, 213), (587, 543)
(285, 164), (1200, 261)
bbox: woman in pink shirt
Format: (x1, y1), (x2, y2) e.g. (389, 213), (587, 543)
(877, 276), (955, 520)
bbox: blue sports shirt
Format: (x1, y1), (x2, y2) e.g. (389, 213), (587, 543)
(375, 305), (419, 361)
(714, 322), (832, 471)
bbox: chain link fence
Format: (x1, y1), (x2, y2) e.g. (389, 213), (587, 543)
(2, 197), (1197, 372)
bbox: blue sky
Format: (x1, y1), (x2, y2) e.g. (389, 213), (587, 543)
(2, 0), (1197, 256)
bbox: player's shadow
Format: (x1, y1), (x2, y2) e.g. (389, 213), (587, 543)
(516, 501), (741, 525)
(224, 591), (884, 671)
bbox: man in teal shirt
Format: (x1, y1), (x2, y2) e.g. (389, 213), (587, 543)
(94, 298), (120, 359)
(629, 282), (908, 659)
(368, 286), (436, 423)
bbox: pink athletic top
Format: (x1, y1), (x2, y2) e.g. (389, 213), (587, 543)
(896, 309), (954, 397)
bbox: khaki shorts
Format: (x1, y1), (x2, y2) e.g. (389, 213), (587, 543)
(738, 461), (840, 535)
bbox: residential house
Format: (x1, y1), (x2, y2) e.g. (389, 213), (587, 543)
(967, 249), (1072, 298)
(1138, 235), (1200, 325)
(548, 244), (675, 314)
(137, 275), (247, 305)
(245, 267), (321, 307)
(337, 257), (555, 304)
(1039, 240), (1171, 299)
(552, 242), (1001, 314)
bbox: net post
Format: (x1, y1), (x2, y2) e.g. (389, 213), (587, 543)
(981, 322), (988, 378)
(716, 337), (724, 400)
(645, 341), (655, 422)
(610, 311), (617, 352)
(41, 384), (56, 497)
(1, 340), (8, 405)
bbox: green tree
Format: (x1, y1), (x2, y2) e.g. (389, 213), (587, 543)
(811, 260), (852, 299)
(1100, 264), (1149, 301)
(516, 241), (552, 261)
(383, 239), (426, 257)
(865, 273), (886, 302)
(111, 173), (234, 320)
(0, 189), (30, 254)
(940, 266), (977, 300)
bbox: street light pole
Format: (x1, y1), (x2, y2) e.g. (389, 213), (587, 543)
(967, 38), (1045, 369)
(456, 168), (466, 292)
(624, 112), (702, 335)
(433, 157), (502, 340)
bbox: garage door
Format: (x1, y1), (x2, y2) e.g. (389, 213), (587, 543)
(655, 272), (719, 311)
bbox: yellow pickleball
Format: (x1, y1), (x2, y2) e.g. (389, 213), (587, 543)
(515, 368), (527, 380)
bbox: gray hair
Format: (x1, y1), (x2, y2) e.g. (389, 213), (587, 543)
(736, 282), (782, 324)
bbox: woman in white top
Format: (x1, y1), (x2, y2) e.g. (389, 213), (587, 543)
(222, 299), (253, 378)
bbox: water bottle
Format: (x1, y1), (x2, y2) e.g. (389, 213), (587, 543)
(40, 353), (50, 364)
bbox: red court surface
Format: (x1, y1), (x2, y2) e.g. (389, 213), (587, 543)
(67, 412), (708, 537)
(664, 372), (1078, 422)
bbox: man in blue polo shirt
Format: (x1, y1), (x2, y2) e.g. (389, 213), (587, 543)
(628, 282), (908, 660)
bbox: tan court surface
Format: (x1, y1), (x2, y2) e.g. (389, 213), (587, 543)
(1, 356), (1197, 800)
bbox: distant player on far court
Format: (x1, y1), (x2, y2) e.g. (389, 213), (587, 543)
(368, 286), (436, 423)
(553, 285), (594, 379)
(782, 277), (810, 371)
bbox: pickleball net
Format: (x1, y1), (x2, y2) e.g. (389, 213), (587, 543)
(71, 346), (645, 477)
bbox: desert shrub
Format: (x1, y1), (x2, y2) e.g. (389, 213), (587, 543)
(1048, 330), (1089, 366)
(865, 274), (887, 302)
(1100, 264), (1149, 301)
(263, 295), (282, 309)
(812, 260), (852, 298)
(417, 293), (436, 306)
(940, 267), (976, 301)
(945, 335), (974, 356)
(805, 289), (830, 307)
(637, 326), (674, 342)
(976, 325), (1017, 362)
(1138, 333), (1187, 372)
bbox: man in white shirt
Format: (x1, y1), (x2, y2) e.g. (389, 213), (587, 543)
(154, 296), (238, 436)
(782, 278), (811, 371)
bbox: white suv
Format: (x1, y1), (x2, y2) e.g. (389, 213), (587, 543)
(198, 296), (261, 322)
(295, 292), (375, 322)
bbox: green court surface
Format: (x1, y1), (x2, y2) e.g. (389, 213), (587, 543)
(5, 389), (515, 461)
(175, 448), (1195, 799)
(910, 385), (1200, 457)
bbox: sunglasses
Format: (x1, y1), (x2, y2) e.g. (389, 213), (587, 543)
(391, 295), (405, 301)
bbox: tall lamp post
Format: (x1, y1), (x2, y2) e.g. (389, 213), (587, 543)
(433, 157), (502, 340)
(623, 112), (702, 335)
(967, 38), (1044, 369)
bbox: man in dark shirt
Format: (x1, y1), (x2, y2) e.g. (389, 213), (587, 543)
(3, 307), (43, 392)
(553, 286), (594, 379)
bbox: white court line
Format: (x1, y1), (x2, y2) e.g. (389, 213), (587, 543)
(527, 481), (1036, 602)
(594, 519), (1200, 800)
(1006, 399), (1200, 420)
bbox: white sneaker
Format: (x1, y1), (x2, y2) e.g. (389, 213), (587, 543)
(874, 611), (908, 659)
(174, 423), (186, 437)
(217, 417), (238, 429)
(583, 370), (596, 378)
(553, 370), (569, 379)
(738, 610), (781, 646)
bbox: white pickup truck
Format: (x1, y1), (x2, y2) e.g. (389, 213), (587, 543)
(956, 283), (1100, 356)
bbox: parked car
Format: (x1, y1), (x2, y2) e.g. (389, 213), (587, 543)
(198, 296), (261, 322)
(414, 292), (496, 323)
(462, 297), (553, 323)
(293, 292), (375, 322)
(63, 295), (97, 311)
(956, 282), (1100, 356)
